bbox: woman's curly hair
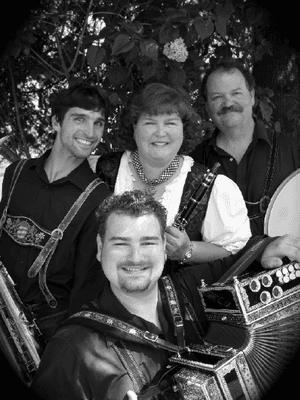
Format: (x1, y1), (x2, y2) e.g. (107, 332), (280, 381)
(114, 82), (203, 155)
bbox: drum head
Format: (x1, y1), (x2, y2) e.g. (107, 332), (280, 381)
(264, 169), (300, 236)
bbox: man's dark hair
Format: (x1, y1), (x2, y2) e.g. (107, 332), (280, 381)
(201, 57), (256, 100)
(51, 82), (107, 125)
(96, 190), (167, 240)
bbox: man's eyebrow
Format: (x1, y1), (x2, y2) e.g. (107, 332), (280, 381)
(109, 236), (160, 241)
(109, 236), (130, 241)
(70, 112), (105, 121)
(141, 236), (160, 241)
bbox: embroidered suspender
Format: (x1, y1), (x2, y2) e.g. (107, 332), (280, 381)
(66, 276), (200, 395)
(0, 160), (104, 308)
(112, 340), (147, 393)
(245, 131), (279, 219)
(27, 178), (103, 307)
(0, 159), (27, 233)
(69, 309), (181, 354)
(161, 275), (185, 350)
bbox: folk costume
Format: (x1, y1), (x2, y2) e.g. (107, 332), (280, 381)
(95, 151), (251, 271)
(190, 120), (300, 236)
(0, 151), (111, 340)
(32, 245), (255, 400)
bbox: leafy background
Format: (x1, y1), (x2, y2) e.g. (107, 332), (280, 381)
(0, 0), (299, 165)
(0, 1), (299, 397)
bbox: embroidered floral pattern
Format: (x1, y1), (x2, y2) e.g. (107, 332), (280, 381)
(4, 215), (49, 248)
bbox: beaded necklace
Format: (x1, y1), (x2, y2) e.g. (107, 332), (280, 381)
(131, 150), (180, 196)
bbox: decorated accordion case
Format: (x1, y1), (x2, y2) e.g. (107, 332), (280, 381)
(199, 260), (300, 326)
(170, 343), (260, 400)
(171, 262), (300, 400)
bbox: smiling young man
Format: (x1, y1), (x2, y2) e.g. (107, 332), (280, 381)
(190, 57), (300, 236)
(0, 83), (111, 345)
(32, 190), (300, 400)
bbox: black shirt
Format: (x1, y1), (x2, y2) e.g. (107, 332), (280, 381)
(190, 120), (300, 236)
(0, 151), (111, 308)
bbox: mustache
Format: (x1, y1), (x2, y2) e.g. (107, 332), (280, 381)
(218, 105), (243, 115)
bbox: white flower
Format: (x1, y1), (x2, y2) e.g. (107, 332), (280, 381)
(163, 37), (188, 63)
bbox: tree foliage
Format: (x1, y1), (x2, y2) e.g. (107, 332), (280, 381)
(0, 0), (298, 161)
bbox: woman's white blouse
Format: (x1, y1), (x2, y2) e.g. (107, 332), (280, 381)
(93, 152), (251, 254)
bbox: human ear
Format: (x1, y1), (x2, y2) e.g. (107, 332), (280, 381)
(51, 116), (61, 132)
(96, 234), (103, 262)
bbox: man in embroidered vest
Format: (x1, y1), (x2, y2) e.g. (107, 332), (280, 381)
(31, 190), (300, 400)
(189, 57), (300, 236)
(0, 83), (111, 344)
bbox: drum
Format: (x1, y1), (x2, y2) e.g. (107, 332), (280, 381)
(264, 169), (300, 237)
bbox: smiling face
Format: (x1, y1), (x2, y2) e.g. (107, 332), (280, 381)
(97, 212), (166, 296)
(205, 68), (255, 131)
(133, 113), (184, 166)
(52, 106), (105, 160)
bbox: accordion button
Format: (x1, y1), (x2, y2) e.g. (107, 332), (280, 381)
(272, 285), (283, 299)
(278, 276), (284, 284)
(283, 275), (290, 283)
(262, 274), (272, 287)
(294, 263), (300, 269)
(296, 270), (300, 278)
(260, 291), (272, 304)
(249, 278), (261, 292)
(282, 267), (289, 275)
(288, 264), (295, 272)
(276, 270), (283, 277)
(290, 272), (296, 280)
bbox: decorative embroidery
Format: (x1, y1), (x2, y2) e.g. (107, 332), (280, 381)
(3, 214), (50, 248)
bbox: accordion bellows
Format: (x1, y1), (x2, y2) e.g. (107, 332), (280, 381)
(171, 261), (300, 399)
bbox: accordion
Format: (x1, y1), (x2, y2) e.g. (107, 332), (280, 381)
(170, 260), (300, 399)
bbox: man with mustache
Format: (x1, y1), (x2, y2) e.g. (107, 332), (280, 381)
(32, 190), (300, 400)
(190, 57), (300, 236)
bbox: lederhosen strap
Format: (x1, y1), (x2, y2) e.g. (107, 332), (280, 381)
(65, 275), (191, 396)
(0, 160), (103, 308)
(245, 131), (279, 220)
(27, 178), (103, 308)
(0, 159), (27, 233)
(161, 275), (185, 350)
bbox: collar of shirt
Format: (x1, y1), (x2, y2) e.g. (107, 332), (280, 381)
(28, 150), (97, 191)
(207, 118), (272, 155)
(92, 280), (169, 348)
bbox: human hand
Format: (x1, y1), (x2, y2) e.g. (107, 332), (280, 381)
(126, 390), (138, 400)
(261, 234), (300, 269)
(165, 225), (190, 261)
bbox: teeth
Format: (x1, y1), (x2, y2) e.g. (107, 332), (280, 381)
(153, 143), (167, 146)
(77, 138), (92, 145)
(124, 267), (146, 271)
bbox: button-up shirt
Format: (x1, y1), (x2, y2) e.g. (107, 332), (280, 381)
(0, 150), (111, 308)
(190, 120), (300, 236)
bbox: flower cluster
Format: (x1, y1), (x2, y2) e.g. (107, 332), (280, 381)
(163, 37), (188, 63)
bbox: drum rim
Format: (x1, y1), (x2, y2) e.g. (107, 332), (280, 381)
(264, 168), (300, 235)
